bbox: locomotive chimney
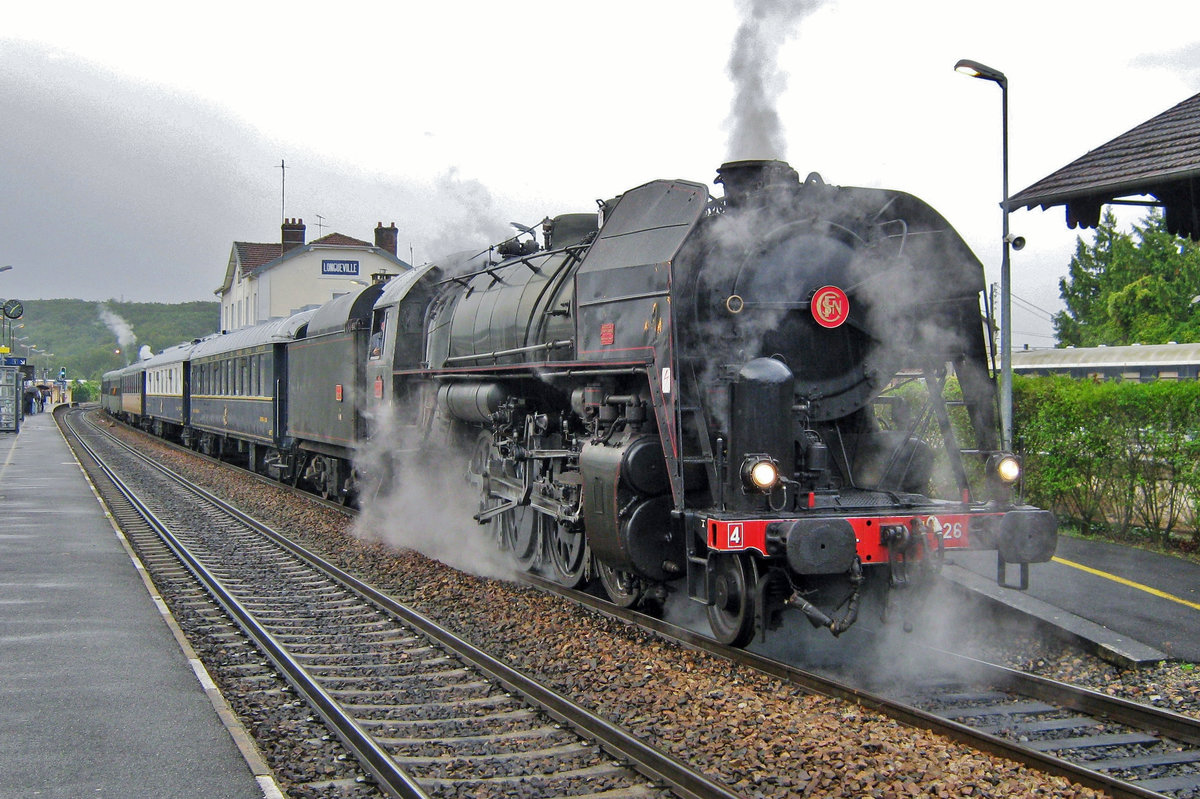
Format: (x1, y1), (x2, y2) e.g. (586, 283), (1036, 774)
(715, 159), (800, 206)
(374, 221), (399, 256)
(281, 218), (306, 253)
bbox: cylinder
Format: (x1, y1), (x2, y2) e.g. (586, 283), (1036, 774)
(437, 383), (508, 424)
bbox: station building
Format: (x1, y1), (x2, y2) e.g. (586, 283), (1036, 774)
(216, 219), (411, 331)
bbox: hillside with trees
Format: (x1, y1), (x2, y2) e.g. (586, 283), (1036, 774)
(6, 300), (219, 381)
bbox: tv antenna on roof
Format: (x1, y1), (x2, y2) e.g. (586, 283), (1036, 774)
(276, 159), (287, 222)
(314, 214), (327, 237)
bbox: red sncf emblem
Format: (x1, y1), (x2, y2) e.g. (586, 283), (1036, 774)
(811, 285), (850, 329)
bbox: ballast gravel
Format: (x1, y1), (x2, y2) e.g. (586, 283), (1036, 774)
(101, 416), (1197, 797)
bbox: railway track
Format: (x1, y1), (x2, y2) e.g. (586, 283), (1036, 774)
(61, 408), (739, 799)
(527, 572), (1200, 799)
(85, 410), (1200, 797)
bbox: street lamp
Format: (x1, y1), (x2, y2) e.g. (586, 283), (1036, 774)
(955, 57), (1013, 451)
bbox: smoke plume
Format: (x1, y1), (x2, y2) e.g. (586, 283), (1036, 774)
(97, 304), (138, 361)
(422, 168), (514, 262)
(725, 0), (822, 161)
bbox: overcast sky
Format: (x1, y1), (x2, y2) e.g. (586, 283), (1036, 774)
(3, 1), (1199, 349)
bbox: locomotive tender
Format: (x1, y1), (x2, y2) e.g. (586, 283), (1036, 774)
(104, 159), (1057, 646)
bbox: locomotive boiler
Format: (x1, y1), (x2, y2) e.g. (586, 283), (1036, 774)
(364, 158), (1057, 646)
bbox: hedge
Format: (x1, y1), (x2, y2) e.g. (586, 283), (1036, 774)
(1014, 375), (1200, 551)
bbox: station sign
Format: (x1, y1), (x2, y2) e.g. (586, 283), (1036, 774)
(2, 357), (26, 366)
(321, 259), (360, 277)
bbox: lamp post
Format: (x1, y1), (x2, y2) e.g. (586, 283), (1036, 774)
(955, 58), (1012, 451)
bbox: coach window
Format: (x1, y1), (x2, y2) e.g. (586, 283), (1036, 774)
(261, 355), (273, 393)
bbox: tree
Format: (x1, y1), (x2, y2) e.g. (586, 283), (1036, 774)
(1054, 209), (1200, 346)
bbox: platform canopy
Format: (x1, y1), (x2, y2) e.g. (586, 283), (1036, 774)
(1010, 91), (1200, 240)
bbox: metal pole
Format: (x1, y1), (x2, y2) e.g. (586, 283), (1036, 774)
(1000, 80), (1012, 450)
(955, 59), (1012, 451)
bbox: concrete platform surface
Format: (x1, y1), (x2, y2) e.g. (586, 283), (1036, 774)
(944, 531), (1200, 666)
(0, 409), (269, 799)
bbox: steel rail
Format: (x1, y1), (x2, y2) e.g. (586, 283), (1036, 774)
(75, 410), (742, 799)
(933, 649), (1200, 748)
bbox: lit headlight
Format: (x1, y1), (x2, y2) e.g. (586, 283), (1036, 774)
(741, 455), (780, 492)
(993, 453), (1021, 484)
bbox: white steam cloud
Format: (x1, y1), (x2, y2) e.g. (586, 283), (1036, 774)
(351, 402), (518, 582)
(422, 168), (514, 262)
(725, 0), (823, 161)
(97, 304), (137, 361)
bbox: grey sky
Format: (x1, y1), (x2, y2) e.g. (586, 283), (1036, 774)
(3, 1), (1199, 350)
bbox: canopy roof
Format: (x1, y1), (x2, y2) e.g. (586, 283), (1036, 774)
(1011, 92), (1200, 240)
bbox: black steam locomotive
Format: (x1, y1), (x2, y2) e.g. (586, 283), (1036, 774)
(105, 159), (1056, 646)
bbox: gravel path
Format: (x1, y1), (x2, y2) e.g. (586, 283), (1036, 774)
(102, 416), (1200, 797)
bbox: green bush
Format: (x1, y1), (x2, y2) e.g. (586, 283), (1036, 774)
(1015, 375), (1200, 552)
(70, 381), (97, 403)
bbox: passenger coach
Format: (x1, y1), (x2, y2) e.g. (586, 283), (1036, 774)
(186, 310), (315, 467)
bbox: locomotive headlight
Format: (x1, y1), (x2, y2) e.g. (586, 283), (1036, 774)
(991, 453), (1022, 484)
(741, 455), (780, 492)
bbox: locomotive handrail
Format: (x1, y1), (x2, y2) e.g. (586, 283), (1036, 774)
(443, 339), (573, 365)
(435, 244), (587, 287)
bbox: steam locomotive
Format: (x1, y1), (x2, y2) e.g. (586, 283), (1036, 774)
(104, 159), (1056, 646)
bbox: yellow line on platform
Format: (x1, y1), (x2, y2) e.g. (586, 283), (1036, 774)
(1052, 556), (1200, 611)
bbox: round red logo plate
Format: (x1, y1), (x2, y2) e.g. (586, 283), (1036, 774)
(811, 285), (850, 329)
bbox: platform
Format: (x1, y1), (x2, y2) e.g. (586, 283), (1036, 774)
(0, 408), (273, 798)
(943, 533), (1200, 667)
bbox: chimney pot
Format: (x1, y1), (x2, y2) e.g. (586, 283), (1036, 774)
(374, 221), (399, 256)
(282, 218), (306, 253)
